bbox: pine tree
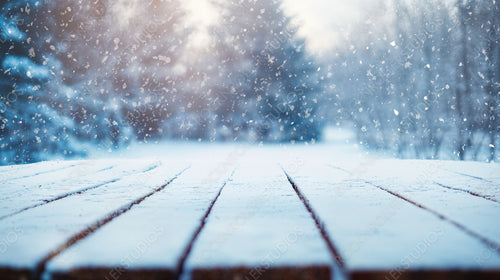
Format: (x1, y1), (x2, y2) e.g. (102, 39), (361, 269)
(209, 0), (324, 142)
(0, 0), (78, 164)
(49, 0), (188, 145)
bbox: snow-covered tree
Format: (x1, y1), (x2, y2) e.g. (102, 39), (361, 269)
(327, 0), (498, 161)
(0, 0), (80, 164)
(205, 0), (324, 142)
(49, 0), (189, 145)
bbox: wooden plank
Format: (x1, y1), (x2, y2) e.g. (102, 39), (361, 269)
(284, 162), (500, 279)
(0, 160), (80, 182)
(184, 160), (333, 280)
(0, 160), (115, 219)
(337, 160), (500, 248)
(44, 162), (234, 280)
(351, 270), (500, 280)
(343, 159), (500, 203)
(191, 267), (331, 280)
(0, 160), (188, 279)
(0, 160), (107, 203)
(0, 160), (160, 219)
(433, 169), (500, 204)
(436, 160), (500, 182)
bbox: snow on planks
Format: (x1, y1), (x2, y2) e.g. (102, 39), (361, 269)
(0, 160), (160, 220)
(0, 160), (78, 182)
(1, 155), (499, 280)
(336, 160), (500, 249)
(0, 160), (187, 280)
(184, 160), (333, 280)
(284, 160), (500, 280)
(45, 161), (234, 280)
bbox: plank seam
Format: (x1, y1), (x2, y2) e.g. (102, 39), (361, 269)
(282, 168), (347, 276)
(0, 163), (163, 221)
(175, 168), (236, 280)
(0, 164), (114, 202)
(33, 165), (190, 280)
(433, 181), (499, 204)
(330, 165), (500, 257)
(7, 163), (79, 181)
(0, 179), (119, 221)
(367, 181), (500, 256)
(437, 167), (495, 184)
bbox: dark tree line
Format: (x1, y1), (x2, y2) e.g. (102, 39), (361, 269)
(189, 0), (324, 142)
(1, 0), (324, 164)
(2, 0), (498, 164)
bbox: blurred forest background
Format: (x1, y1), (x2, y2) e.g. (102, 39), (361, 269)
(0, 0), (499, 164)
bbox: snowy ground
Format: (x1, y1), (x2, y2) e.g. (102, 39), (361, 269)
(75, 126), (498, 164)
(0, 133), (499, 280)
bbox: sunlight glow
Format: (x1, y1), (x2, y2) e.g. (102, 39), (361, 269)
(283, 0), (386, 54)
(183, 0), (219, 49)
(111, 0), (141, 28)
(183, 0), (386, 54)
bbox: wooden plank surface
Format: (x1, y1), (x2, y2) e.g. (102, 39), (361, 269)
(0, 155), (499, 280)
(184, 160), (333, 280)
(0, 160), (80, 182)
(0, 160), (160, 219)
(0, 160), (188, 279)
(435, 160), (500, 182)
(284, 162), (500, 280)
(432, 169), (500, 204)
(334, 160), (500, 248)
(45, 162), (234, 280)
(0, 160), (107, 204)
